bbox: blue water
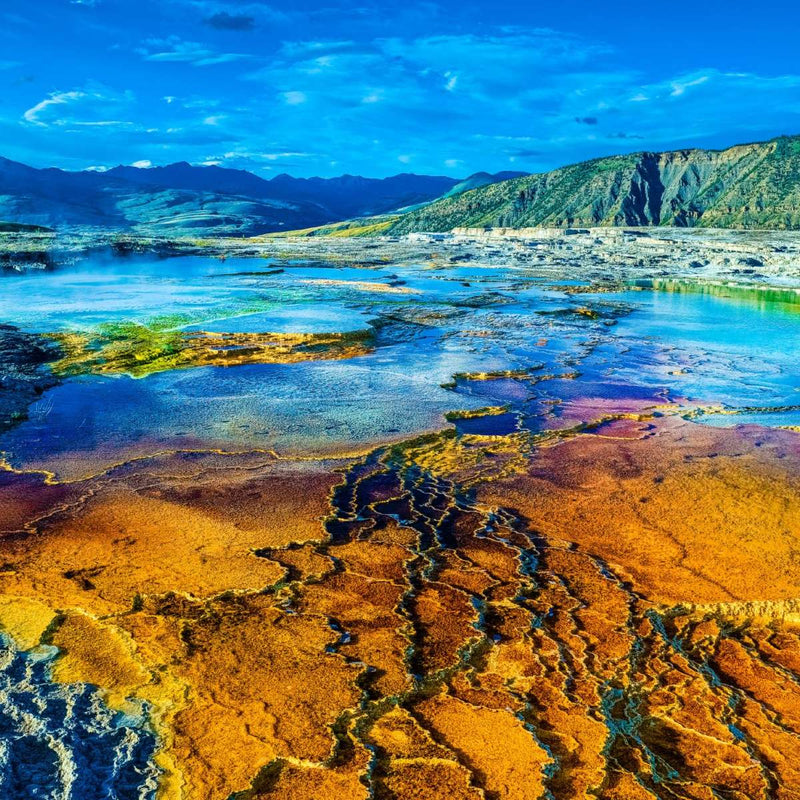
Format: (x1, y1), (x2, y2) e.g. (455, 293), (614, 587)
(1, 255), (799, 479)
(607, 285), (800, 420)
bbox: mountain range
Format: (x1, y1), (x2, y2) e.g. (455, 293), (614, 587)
(389, 135), (800, 233)
(2, 135), (799, 236)
(0, 157), (521, 236)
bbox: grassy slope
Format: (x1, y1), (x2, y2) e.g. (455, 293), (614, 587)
(389, 136), (800, 233)
(256, 216), (400, 238)
(0, 222), (54, 233)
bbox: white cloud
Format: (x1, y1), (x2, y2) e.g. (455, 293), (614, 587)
(262, 151), (311, 160)
(136, 36), (249, 67)
(281, 91), (307, 105)
(231, 32), (799, 175)
(670, 74), (710, 97)
(22, 85), (135, 129)
(23, 91), (86, 126)
(278, 40), (357, 59)
(73, 120), (130, 127)
(131, 159), (152, 168)
(202, 150), (315, 165)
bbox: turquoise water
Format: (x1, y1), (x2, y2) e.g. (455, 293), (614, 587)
(608, 285), (800, 421)
(1, 255), (799, 478)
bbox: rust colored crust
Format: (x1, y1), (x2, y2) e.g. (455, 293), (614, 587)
(1, 419), (800, 799)
(479, 415), (800, 604)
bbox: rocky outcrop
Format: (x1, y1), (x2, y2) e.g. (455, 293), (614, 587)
(390, 135), (800, 233)
(0, 325), (61, 434)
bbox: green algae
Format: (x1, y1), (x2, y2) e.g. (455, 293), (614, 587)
(634, 278), (800, 312)
(444, 405), (511, 421)
(258, 216), (399, 238)
(49, 323), (375, 379)
(51, 323), (184, 378)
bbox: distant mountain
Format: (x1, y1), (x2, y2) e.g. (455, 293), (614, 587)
(0, 157), (329, 234)
(0, 158), (529, 235)
(390, 135), (800, 233)
(106, 161), (275, 198)
(442, 171), (527, 199)
(104, 163), (462, 217)
(263, 173), (461, 218)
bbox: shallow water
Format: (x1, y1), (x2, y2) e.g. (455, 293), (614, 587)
(608, 282), (800, 423)
(1, 253), (799, 478)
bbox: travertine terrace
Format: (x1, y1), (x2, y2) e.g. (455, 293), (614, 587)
(1, 229), (800, 798)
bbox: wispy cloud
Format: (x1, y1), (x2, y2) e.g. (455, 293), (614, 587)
(278, 40), (358, 59)
(23, 91), (86, 126)
(136, 36), (250, 66)
(670, 74), (710, 97)
(245, 29), (620, 119)
(231, 30), (800, 175)
(22, 85), (134, 128)
(281, 90), (307, 105)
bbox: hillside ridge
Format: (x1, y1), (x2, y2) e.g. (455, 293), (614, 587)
(0, 158), (517, 235)
(389, 135), (800, 233)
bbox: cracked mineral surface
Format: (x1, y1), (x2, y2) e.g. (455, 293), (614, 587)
(1, 228), (800, 799)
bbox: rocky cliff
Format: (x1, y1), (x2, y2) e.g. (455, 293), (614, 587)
(389, 135), (800, 232)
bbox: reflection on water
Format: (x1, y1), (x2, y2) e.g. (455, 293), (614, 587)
(634, 278), (800, 312)
(1, 255), (799, 477)
(608, 279), (800, 425)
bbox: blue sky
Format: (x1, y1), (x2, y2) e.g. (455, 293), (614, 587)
(2, 0), (799, 177)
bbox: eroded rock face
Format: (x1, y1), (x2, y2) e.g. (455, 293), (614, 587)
(1, 415), (800, 799)
(390, 135), (800, 233)
(0, 324), (60, 435)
